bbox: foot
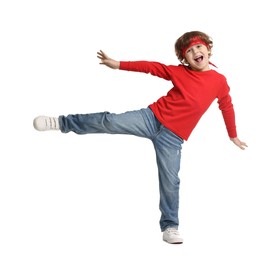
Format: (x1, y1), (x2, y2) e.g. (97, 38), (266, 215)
(163, 227), (183, 244)
(33, 116), (60, 131)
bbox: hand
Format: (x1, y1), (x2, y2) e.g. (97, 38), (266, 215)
(97, 50), (120, 69)
(230, 137), (248, 150)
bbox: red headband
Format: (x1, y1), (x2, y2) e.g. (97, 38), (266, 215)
(182, 36), (209, 56)
(182, 36), (217, 68)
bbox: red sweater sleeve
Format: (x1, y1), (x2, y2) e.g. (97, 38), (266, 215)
(217, 81), (237, 138)
(119, 61), (173, 81)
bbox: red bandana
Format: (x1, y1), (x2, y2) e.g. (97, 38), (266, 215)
(182, 36), (209, 55)
(182, 36), (217, 68)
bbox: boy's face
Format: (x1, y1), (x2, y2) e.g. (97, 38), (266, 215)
(184, 44), (210, 72)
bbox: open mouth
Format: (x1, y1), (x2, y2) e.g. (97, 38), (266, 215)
(194, 55), (203, 63)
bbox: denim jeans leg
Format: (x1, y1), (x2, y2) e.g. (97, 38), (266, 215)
(152, 126), (183, 231)
(58, 108), (158, 138)
(58, 108), (183, 232)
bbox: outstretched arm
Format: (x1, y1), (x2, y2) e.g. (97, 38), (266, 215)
(230, 137), (248, 150)
(97, 50), (120, 69)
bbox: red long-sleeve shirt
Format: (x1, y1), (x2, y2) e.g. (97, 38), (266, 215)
(119, 61), (237, 141)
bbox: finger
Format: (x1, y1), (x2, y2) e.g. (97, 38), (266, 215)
(234, 141), (244, 150)
(97, 54), (106, 62)
(240, 143), (247, 150)
(97, 51), (104, 56)
(98, 50), (106, 57)
(97, 50), (104, 58)
(240, 142), (248, 148)
(97, 55), (104, 61)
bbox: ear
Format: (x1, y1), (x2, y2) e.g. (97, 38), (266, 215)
(182, 58), (189, 66)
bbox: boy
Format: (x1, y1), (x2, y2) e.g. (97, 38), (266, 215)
(33, 31), (247, 244)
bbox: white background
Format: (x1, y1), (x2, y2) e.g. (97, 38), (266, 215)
(1, 0), (274, 259)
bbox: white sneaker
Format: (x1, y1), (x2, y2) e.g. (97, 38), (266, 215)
(163, 227), (183, 244)
(33, 116), (60, 131)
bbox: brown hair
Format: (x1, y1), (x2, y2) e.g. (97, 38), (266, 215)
(175, 31), (213, 64)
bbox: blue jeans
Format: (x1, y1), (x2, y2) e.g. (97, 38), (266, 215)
(59, 108), (183, 231)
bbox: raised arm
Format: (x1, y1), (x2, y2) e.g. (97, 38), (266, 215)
(97, 50), (173, 81)
(97, 50), (120, 69)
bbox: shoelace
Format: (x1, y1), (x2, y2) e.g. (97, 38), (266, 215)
(45, 117), (58, 129)
(166, 228), (180, 236)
